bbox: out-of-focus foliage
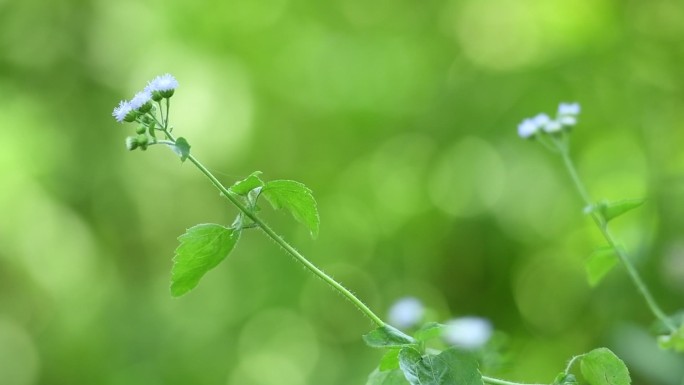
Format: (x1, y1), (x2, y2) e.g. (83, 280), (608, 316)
(1, 0), (684, 384)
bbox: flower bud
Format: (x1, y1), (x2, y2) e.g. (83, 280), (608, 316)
(136, 125), (147, 135)
(125, 136), (139, 151)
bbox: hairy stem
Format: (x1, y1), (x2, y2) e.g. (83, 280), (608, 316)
(163, 130), (386, 327)
(482, 376), (545, 385)
(559, 148), (675, 332)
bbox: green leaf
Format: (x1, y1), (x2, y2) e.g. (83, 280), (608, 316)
(230, 171), (264, 196)
(553, 373), (578, 385)
(414, 322), (446, 342)
(367, 368), (410, 385)
(363, 325), (417, 349)
(261, 179), (320, 237)
(171, 137), (191, 162)
(398, 347), (484, 385)
(171, 223), (240, 297)
(585, 246), (619, 286)
(580, 348), (631, 385)
(586, 199), (645, 222)
(658, 325), (684, 352)
(380, 349), (401, 371)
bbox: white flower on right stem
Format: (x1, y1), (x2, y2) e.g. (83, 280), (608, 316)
(388, 297), (425, 329)
(443, 316), (492, 349)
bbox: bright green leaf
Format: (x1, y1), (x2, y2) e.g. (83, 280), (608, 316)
(380, 349), (401, 371)
(398, 347), (484, 385)
(230, 171), (264, 196)
(171, 137), (191, 162)
(363, 325), (417, 349)
(367, 368), (410, 385)
(414, 322), (446, 342)
(553, 372), (578, 385)
(587, 199), (645, 222)
(261, 179), (320, 237)
(580, 348), (631, 385)
(585, 246), (618, 286)
(171, 224), (240, 297)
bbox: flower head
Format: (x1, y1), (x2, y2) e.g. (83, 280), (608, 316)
(129, 90), (152, 111)
(558, 102), (580, 116)
(146, 73), (178, 99)
(388, 297), (425, 329)
(443, 316), (492, 349)
(112, 100), (133, 123)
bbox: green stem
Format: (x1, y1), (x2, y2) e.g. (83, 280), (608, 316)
(482, 376), (545, 385)
(163, 131), (386, 327)
(559, 149), (676, 332)
(564, 354), (583, 374)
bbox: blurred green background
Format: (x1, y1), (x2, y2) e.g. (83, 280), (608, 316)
(1, 0), (684, 384)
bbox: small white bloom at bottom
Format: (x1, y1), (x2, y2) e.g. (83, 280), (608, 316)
(443, 316), (492, 349)
(388, 297), (425, 329)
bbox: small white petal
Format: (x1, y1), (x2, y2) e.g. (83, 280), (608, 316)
(443, 317), (492, 349)
(388, 297), (424, 329)
(146, 73), (179, 92)
(558, 115), (577, 126)
(129, 90), (152, 110)
(112, 100), (132, 122)
(558, 102), (581, 116)
(532, 113), (551, 126)
(517, 118), (538, 138)
(543, 120), (563, 133)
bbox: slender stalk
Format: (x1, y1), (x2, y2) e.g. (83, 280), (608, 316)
(163, 130), (386, 327)
(564, 354), (583, 374)
(559, 148), (675, 332)
(482, 376), (545, 385)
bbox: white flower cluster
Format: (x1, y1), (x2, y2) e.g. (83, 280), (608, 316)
(112, 74), (179, 123)
(387, 297), (493, 350)
(517, 102), (581, 139)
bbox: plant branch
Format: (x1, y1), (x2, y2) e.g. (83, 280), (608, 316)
(163, 130), (386, 327)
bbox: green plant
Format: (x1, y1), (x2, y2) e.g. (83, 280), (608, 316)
(112, 76), (682, 384)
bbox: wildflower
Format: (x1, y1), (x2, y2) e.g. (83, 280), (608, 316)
(443, 316), (492, 349)
(146, 73), (178, 100)
(557, 102), (580, 126)
(558, 102), (580, 116)
(125, 136), (139, 151)
(112, 100), (134, 123)
(388, 297), (425, 329)
(130, 90), (152, 112)
(517, 118), (539, 138)
(518, 102), (581, 138)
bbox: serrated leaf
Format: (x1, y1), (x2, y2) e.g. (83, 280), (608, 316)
(171, 224), (240, 297)
(380, 349), (402, 371)
(585, 247), (619, 286)
(364, 325), (417, 349)
(658, 325), (684, 352)
(171, 137), (191, 162)
(398, 347), (484, 385)
(261, 179), (320, 238)
(367, 368), (410, 385)
(590, 199), (644, 222)
(580, 348), (631, 385)
(414, 322), (446, 342)
(230, 171), (264, 196)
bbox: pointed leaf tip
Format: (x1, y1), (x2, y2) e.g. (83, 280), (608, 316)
(171, 223), (240, 296)
(261, 179), (320, 238)
(363, 325), (416, 348)
(231, 171), (265, 195)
